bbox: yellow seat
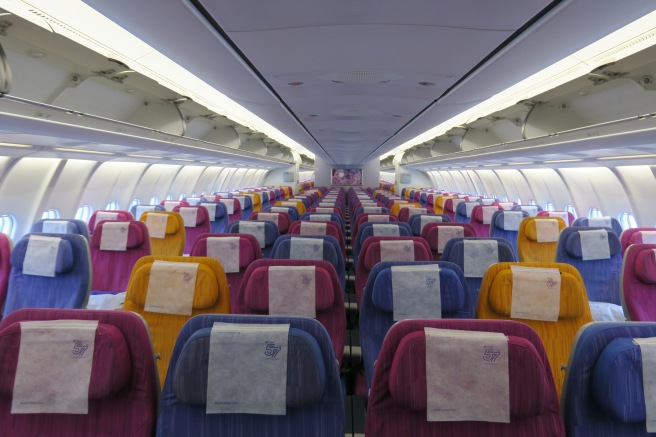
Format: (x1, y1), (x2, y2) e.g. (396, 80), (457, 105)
(517, 216), (567, 262)
(276, 200), (306, 216)
(390, 202), (422, 217)
(124, 255), (230, 385)
(140, 211), (185, 257)
(240, 192), (262, 212)
(476, 261), (592, 397)
(434, 195), (454, 215)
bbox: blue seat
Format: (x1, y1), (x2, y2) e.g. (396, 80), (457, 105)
(231, 195), (253, 220)
(199, 200), (229, 233)
(353, 221), (412, 267)
(489, 210), (530, 259)
(408, 213), (450, 236)
(129, 204), (165, 220)
(31, 219), (90, 240)
(561, 321), (656, 436)
(266, 205), (300, 222)
(360, 260), (471, 391)
(511, 204), (543, 216)
(455, 201), (480, 223)
(226, 220), (279, 258)
(572, 216), (623, 238)
(157, 314), (344, 437)
(556, 226), (622, 305)
(3, 233), (91, 317)
(441, 236), (516, 306)
(271, 234), (345, 293)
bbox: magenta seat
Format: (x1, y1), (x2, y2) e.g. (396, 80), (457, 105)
(172, 205), (211, 255)
(88, 210), (133, 234)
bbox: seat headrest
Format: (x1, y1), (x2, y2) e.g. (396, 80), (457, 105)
(488, 269), (586, 319)
(174, 206), (209, 226)
(363, 241), (420, 270)
(494, 211), (528, 230)
(91, 221), (146, 250)
(38, 220), (77, 234)
(372, 267), (465, 314)
(389, 331), (550, 418)
(11, 236), (75, 274)
(196, 236), (258, 268)
(563, 229), (621, 258)
(0, 321), (131, 399)
(242, 265), (335, 312)
(173, 326), (326, 407)
(592, 337), (646, 422)
(635, 248), (656, 284)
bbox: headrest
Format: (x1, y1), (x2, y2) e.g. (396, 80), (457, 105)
(494, 211), (528, 230)
(242, 265), (335, 311)
(524, 218), (562, 242)
(127, 261), (220, 310)
(38, 220), (77, 234)
(201, 201), (226, 219)
(144, 212), (181, 235)
(197, 236), (258, 268)
(172, 326), (326, 407)
(563, 229), (621, 258)
(388, 331), (550, 418)
(11, 236), (75, 275)
(592, 337), (646, 422)
(0, 321), (131, 399)
(488, 268), (586, 319)
(371, 267), (465, 314)
(363, 241), (420, 270)
(634, 248), (656, 284)
(174, 206), (208, 226)
(91, 221), (146, 250)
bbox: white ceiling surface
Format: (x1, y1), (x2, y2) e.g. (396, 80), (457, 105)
(61, 0), (656, 165)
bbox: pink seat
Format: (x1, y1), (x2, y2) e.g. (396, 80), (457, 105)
(190, 233), (262, 306)
(0, 234), (11, 311)
(366, 319), (564, 436)
(620, 227), (656, 256)
(537, 210), (575, 226)
(88, 210), (133, 234)
(397, 206), (433, 223)
(160, 200), (190, 211)
(421, 222), (477, 260)
(233, 259), (346, 365)
(622, 243), (656, 320)
(443, 198), (463, 222)
(355, 236), (433, 307)
(0, 308), (159, 437)
(172, 205), (211, 255)
(217, 197), (242, 223)
(249, 211), (292, 235)
(353, 213), (398, 238)
(470, 204), (503, 237)
(90, 220), (150, 293)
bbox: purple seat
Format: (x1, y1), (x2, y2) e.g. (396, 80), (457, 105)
(621, 243), (656, 320)
(88, 210), (133, 235)
(172, 205), (211, 255)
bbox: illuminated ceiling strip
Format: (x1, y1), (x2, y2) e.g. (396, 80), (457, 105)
(53, 147), (114, 155)
(0, 0), (314, 159)
(596, 154), (656, 160)
(127, 154), (162, 159)
(543, 158), (583, 163)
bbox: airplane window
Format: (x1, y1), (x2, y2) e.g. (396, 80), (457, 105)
(514, 197), (522, 204)
(501, 195), (508, 202)
(129, 198), (141, 209)
(192, 192), (198, 197)
(178, 193), (186, 201)
(75, 205), (93, 222)
(528, 200), (537, 205)
(565, 204), (578, 219)
(41, 208), (60, 219)
(201, 191), (207, 195)
(545, 202), (555, 211)
(0, 214), (15, 238)
(588, 207), (603, 218)
(618, 212), (638, 229)
(105, 200), (120, 210)
(165, 194), (174, 201)
(150, 196), (159, 204)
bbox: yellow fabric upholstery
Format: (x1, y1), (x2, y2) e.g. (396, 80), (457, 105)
(390, 202), (422, 217)
(476, 262), (592, 397)
(124, 255), (230, 386)
(139, 211), (186, 257)
(240, 193), (262, 212)
(434, 195), (454, 215)
(275, 200), (306, 216)
(517, 216), (567, 262)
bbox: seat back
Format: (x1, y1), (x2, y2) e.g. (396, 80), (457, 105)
(90, 220), (150, 293)
(31, 219), (90, 240)
(233, 259), (345, 365)
(4, 233), (91, 317)
(469, 204), (503, 237)
(537, 210), (575, 226)
(287, 220), (346, 260)
(476, 262), (592, 397)
(433, 195), (455, 215)
(199, 200), (229, 233)
(240, 193), (262, 213)
(517, 216), (567, 262)
(232, 195), (253, 220)
(88, 210), (133, 234)
(226, 220), (280, 258)
(454, 201), (480, 223)
(275, 200), (306, 216)
(561, 321), (656, 437)
(161, 200), (190, 211)
(272, 235), (345, 293)
(0, 308), (159, 437)
(572, 216), (623, 237)
(172, 205), (211, 254)
(366, 319), (564, 436)
(556, 226), (622, 305)
(421, 222), (477, 260)
(443, 197), (464, 222)
(124, 255), (230, 385)
(139, 211), (186, 256)
(157, 314), (344, 437)
(620, 227), (656, 256)
(360, 261), (472, 390)
(267, 205), (300, 221)
(511, 204), (543, 216)
(355, 236), (433, 307)
(353, 213), (398, 237)
(129, 204), (166, 220)
(217, 198), (243, 223)
(622, 243), (656, 321)
(353, 222), (412, 267)
(0, 234), (11, 312)
(409, 213), (450, 236)
(249, 211), (292, 235)
(489, 210), (530, 259)
(390, 202), (422, 218)
(300, 212), (345, 235)
(397, 206), (431, 223)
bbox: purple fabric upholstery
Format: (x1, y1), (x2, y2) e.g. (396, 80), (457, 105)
(172, 205), (211, 255)
(88, 210), (133, 234)
(622, 243), (656, 320)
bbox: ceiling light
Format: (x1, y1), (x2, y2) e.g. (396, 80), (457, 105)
(419, 81), (435, 86)
(171, 158), (194, 162)
(1, 0), (314, 159)
(127, 154), (162, 159)
(53, 147), (115, 155)
(483, 163), (502, 167)
(0, 142), (32, 148)
(508, 161), (535, 165)
(200, 160), (217, 164)
(544, 158), (583, 163)
(597, 154), (656, 160)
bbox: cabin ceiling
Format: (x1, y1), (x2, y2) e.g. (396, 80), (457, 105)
(0, 0), (654, 168)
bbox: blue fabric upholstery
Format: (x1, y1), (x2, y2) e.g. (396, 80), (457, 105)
(266, 206), (300, 221)
(31, 219), (90, 240)
(489, 210), (530, 259)
(455, 201), (480, 223)
(200, 200), (228, 234)
(3, 233), (91, 317)
(441, 237), (517, 306)
(226, 221), (280, 258)
(230, 195), (253, 220)
(573, 217), (624, 238)
(562, 322), (656, 436)
(271, 235), (345, 293)
(360, 260), (471, 391)
(556, 227), (622, 304)
(157, 314), (344, 437)
(408, 214), (450, 236)
(129, 204), (165, 220)
(353, 221), (412, 267)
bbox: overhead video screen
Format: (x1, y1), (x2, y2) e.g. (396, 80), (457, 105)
(331, 168), (362, 185)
